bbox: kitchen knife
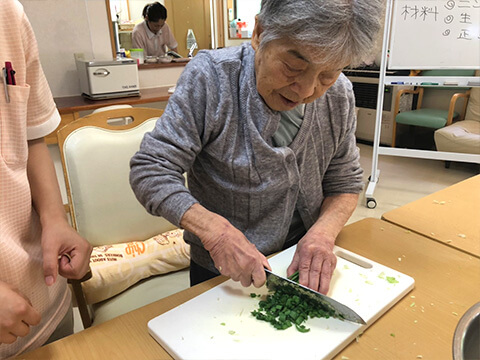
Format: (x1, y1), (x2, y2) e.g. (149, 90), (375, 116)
(264, 269), (366, 325)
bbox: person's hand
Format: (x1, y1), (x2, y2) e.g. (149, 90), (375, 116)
(202, 222), (271, 288)
(41, 221), (92, 286)
(0, 281), (41, 345)
(180, 203), (271, 288)
(286, 231), (337, 294)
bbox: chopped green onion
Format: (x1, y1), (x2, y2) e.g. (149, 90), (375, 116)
(288, 271), (300, 283)
(251, 274), (335, 333)
(386, 276), (399, 284)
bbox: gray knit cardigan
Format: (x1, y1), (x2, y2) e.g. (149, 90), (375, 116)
(130, 43), (363, 272)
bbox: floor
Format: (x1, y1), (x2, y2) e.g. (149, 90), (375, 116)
(349, 143), (477, 225)
(49, 143), (478, 333)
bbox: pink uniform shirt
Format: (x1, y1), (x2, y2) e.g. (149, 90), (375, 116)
(132, 21), (178, 57)
(0, 1), (69, 358)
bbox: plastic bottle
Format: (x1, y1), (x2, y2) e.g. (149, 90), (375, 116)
(229, 18), (240, 38)
(186, 29), (198, 50)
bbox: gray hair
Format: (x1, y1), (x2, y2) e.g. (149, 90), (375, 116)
(257, 0), (384, 66)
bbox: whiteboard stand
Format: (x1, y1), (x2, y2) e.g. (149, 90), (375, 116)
(365, 0), (393, 209)
(365, 0), (480, 209)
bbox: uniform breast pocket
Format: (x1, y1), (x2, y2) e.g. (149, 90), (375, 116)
(0, 84), (31, 165)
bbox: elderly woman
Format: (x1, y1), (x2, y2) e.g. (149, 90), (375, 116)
(130, 0), (383, 294)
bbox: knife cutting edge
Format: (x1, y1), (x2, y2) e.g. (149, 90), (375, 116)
(264, 269), (366, 325)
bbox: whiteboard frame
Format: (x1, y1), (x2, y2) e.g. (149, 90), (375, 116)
(388, 0), (480, 70)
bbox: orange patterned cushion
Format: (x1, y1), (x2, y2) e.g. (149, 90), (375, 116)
(81, 229), (190, 304)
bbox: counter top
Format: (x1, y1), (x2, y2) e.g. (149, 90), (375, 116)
(46, 86), (173, 145)
(138, 60), (189, 70)
(53, 86), (172, 114)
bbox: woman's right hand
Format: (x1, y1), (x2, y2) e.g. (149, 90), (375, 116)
(0, 281), (41, 344)
(181, 203), (271, 287)
(203, 221), (271, 287)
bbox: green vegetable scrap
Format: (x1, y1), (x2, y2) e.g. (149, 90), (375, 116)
(288, 271), (300, 283)
(379, 271), (399, 284)
(386, 276), (399, 284)
(251, 270), (335, 332)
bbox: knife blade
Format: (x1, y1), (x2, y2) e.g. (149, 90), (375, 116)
(264, 269), (366, 325)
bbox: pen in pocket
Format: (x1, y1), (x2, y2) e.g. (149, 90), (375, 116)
(5, 61), (16, 85)
(2, 67), (10, 103)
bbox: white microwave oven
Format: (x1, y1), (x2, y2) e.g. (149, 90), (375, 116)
(76, 58), (140, 100)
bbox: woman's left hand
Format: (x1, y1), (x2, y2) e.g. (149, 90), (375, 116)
(286, 231), (337, 294)
(41, 221), (93, 286)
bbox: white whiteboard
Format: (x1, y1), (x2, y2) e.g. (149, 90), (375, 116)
(389, 0), (480, 69)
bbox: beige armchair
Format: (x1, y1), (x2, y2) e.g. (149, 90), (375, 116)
(57, 107), (190, 328)
(434, 86), (480, 163)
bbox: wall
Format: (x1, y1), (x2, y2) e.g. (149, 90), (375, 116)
(20, 0), (112, 97)
(109, 0), (128, 23)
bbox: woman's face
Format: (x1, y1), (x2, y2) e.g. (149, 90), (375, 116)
(146, 18), (165, 34)
(251, 28), (349, 111)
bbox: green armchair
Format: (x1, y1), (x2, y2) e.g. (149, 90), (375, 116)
(391, 70), (475, 148)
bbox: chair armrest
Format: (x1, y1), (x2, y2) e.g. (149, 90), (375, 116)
(447, 90), (471, 125)
(393, 88), (422, 115)
(391, 87), (423, 148)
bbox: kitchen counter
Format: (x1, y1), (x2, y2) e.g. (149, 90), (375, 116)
(18, 218), (480, 360)
(49, 86), (172, 145)
(54, 86), (172, 114)
(138, 60), (190, 70)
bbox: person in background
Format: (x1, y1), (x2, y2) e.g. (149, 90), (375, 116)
(0, 0), (92, 357)
(130, 0), (383, 294)
(132, 2), (178, 57)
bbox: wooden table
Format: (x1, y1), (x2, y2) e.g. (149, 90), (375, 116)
(18, 218), (479, 360)
(382, 174), (480, 258)
(48, 86), (172, 145)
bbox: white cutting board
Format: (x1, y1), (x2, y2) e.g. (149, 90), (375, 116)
(148, 245), (414, 360)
